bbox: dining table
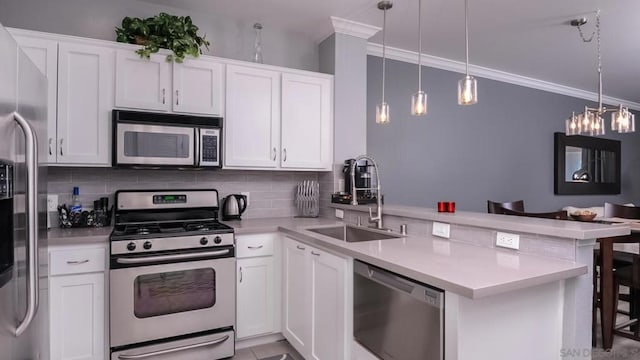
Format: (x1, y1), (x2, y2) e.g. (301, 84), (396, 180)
(596, 218), (640, 350)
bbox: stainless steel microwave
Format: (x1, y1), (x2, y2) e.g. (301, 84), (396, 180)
(112, 110), (222, 169)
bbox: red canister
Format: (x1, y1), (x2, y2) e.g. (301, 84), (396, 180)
(437, 202), (447, 212)
(447, 201), (456, 213)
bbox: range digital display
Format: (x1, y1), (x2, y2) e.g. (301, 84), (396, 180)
(153, 194), (187, 204)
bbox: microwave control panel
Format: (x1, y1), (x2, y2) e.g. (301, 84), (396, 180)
(199, 128), (219, 166)
(0, 162), (13, 200)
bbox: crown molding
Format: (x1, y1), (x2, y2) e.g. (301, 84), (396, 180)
(367, 42), (640, 111)
(331, 16), (381, 39)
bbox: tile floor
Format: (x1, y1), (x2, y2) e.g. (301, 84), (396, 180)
(232, 340), (303, 360)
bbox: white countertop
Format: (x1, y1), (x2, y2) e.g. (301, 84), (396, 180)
(279, 224), (587, 299)
(330, 203), (631, 240)
(48, 216), (588, 299)
(48, 226), (112, 246)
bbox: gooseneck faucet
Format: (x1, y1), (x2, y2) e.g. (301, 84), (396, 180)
(350, 155), (383, 230)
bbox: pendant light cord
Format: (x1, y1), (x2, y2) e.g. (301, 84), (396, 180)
(382, 7), (387, 104)
(596, 11), (603, 112)
(464, 0), (469, 76)
(417, 0), (422, 92)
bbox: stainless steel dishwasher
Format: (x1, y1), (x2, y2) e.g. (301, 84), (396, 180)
(354, 260), (444, 360)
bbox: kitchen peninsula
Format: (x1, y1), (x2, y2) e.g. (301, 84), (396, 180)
(47, 201), (627, 360)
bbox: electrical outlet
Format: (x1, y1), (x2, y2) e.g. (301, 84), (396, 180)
(240, 192), (250, 206)
(47, 194), (58, 212)
(335, 209), (344, 219)
(432, 222), (450, 238)
(496, 232), (520, 250)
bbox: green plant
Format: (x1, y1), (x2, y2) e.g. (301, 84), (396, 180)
(115, 13), (210, 63)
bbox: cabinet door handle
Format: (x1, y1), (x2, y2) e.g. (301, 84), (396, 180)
(67, 259), (89, 265)
(283, 148), (287, 162)
(176, 90), (179, 106)
(239, 267), (243, 283)
(248, 245), (263, 250)
(48, 138), (52, 156)
(311, 251), (320, 256)
(272, 147), (276, 161)
(59, 139), (63, 156)
(296, 245), (305, 251)
(162, 88), (166, 104)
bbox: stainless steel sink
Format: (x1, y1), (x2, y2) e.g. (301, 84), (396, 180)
(307, 225), (401, 242)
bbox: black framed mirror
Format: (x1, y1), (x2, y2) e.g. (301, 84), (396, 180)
(554, 132), (621, 195)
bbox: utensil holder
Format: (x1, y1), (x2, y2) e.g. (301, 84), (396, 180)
(296, 180), (320, 218)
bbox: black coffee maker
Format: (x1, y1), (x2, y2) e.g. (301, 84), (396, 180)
(331, 159), (377, 204)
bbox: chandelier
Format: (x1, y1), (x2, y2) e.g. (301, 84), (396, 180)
(565, 11), (635, 136)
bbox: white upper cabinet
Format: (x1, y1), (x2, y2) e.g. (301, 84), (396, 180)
(225, 65), (333, 171)
(115, 51), (171, 112)
(281, 73), (332, 170)
(225, 64), (280, 168)
(13, 36), (58, 163)
(115, 49), (224, 115)
(57, 42), (114, 165)
(173, 57), (224, 115)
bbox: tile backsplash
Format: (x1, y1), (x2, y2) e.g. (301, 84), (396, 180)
(48, 167), (320, 222)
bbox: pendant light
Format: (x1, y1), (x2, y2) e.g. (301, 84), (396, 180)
(457, 0), (477, 105)
(376, 1), (393, 124)
(411, 0), (427, 116)
(565, 11), (635, 136)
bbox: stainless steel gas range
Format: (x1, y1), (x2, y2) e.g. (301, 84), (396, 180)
(109, 190), (235, 360)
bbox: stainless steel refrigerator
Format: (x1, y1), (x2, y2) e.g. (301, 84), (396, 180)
(0, 22), (49, 360)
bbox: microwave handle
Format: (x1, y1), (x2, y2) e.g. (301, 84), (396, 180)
(194, 128), (201, 167)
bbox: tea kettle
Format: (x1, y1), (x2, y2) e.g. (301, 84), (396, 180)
(222, 194), (247, 220)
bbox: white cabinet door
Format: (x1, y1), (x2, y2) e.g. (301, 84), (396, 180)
(237, 257), (275, 338)
(281, 73), (333, 170)
(283, 238), (348, 360)
(282, 238), (311, 354)
(309, 247), (347, 360)
(50, 272), (105, 360)
(57, 42), (114, 165)
(225, 65), (280, 168)
(14, 36), (58, 163)
(173, 58), (224, 115)
(115, 50), (171, 111)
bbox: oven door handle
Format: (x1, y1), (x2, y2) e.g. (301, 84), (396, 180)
(117, 334), (230, 359)
(116, 249), (230, 265)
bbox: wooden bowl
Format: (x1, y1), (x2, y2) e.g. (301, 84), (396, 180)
(570, 213), (597, 222)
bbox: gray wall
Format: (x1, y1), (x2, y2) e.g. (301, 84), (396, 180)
(367, 56), (640, 212)
(320, 33), (369, 163)
(0, 0), (319, 71)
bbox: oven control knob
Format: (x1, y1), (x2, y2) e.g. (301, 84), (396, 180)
(200, 237), (209, 245)
(127, 242), (136, 251)
(143, 241), (152, 250)
(213, 236), (222, 244)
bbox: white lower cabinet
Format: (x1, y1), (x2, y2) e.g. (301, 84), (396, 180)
(49, 245), (107, 360)
(237, 257), (275, 338)
(236, 233), (280, 339)
(282, 237), (349, 360)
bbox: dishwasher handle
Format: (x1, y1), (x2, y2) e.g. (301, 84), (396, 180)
(354, 260), (443, 308)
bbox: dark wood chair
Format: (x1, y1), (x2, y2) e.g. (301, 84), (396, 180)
(487, 200), (525, 214)
(613, 258), (640, 341)
(593, 202), (640, 346)
(605, 202), (640, 219)
(492, 206), (569, 220)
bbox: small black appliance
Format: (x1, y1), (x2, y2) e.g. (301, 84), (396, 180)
(222, 194), (248, 220)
